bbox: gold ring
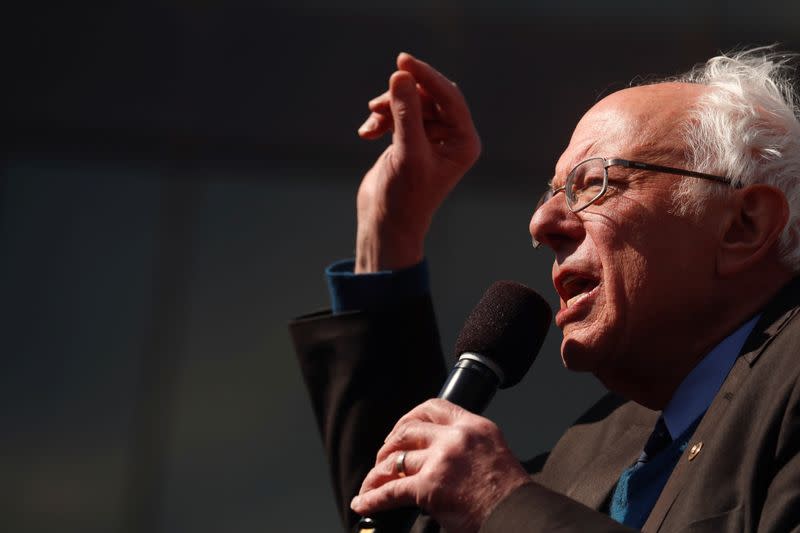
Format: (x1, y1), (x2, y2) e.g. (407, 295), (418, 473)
(396, 450), (407, 478)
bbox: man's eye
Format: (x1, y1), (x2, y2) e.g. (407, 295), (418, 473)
(583, 176), (605, 190)
(576, 175), (604, 194)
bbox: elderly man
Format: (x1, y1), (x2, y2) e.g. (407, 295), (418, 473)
(290, 49), (800, 531)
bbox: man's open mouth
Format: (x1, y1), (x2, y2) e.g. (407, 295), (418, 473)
(559, 274), (600, 308)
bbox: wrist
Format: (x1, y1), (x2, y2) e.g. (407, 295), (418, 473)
(474, 468), (533, 529)
(355, 221), (426, 273)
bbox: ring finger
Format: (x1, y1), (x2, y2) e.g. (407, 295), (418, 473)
(359, 449), (424, 495)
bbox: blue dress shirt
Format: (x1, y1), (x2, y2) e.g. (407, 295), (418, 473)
(607, 313), (760, 528)
(661, 313), (760, 439)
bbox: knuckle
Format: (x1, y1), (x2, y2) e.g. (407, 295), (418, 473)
(451, 422), (469, 439)
(376, 441), (393, 462)
(426, 458), (449, 482)
(382, 456), (396, 476)
(393, 423), (411, 444)
(472, 416), (498, 435)
(435, 398), (462, 417)
(387, 482), (402, 501)
(393, 103), (413, 121)
(425, 398), (444, 409)
(361, 490), (378, 508)
(447, 416), (497, 451)
(443, 427), (470, 454)
(360, 472), (376, 492)
(376, 440), (388, 456)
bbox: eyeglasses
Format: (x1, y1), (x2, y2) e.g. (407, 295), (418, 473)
(536, 157), (735, 213)
(532, 157), (736, 248)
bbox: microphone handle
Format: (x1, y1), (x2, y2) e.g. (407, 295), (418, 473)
(356, 358), (501, 532)
(438, 357), (500, 413)
(355, 508), (419, 533)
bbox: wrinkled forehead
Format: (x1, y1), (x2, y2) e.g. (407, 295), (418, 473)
(554, 82), (708, 179)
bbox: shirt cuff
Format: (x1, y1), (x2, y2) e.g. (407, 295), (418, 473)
(325, 258), (430, 314)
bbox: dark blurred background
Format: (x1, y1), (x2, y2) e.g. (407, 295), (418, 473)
(3, 2), (799, 532)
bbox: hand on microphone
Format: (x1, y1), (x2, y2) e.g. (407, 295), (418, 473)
(351, 398), (532, 533)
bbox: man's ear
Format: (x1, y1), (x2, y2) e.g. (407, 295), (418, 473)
(717, 184), (789, 277)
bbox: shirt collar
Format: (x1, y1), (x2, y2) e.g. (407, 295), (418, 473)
(662, 314), (761, 439)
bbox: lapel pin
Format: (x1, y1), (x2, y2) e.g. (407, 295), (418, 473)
(688, 441), (703, 461)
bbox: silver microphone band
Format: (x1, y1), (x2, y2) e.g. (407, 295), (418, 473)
(457, 352), (505, 385)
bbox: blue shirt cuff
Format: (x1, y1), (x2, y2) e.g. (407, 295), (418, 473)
(325, 258), (430, 314)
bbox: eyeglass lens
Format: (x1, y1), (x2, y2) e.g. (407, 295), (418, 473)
(567, 158), (607, 211)
(536, 158), (607, 214)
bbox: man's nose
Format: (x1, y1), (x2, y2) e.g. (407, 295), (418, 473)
(529, 193), (585, 251)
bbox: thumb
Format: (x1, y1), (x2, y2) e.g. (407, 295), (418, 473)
(389, 71), (426, 154)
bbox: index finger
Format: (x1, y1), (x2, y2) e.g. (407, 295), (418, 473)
(386, 398), (460, 439)
(351, 477), (416, 515)
(396, 53), (471, 123)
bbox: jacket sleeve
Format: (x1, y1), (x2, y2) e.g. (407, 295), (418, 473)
(480, 482), (636, 533)
(290, 296), (448, 530)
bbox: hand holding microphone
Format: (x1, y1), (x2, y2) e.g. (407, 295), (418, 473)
(352, 281), (552, 532)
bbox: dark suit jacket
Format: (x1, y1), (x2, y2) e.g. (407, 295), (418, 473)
(290, 279), (800, 532)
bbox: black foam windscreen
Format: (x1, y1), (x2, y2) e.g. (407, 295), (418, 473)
(454, 281), (552, 388)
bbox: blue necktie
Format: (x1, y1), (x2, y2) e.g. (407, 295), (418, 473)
(609, 416), (682, 529)
(637, 416), (672, 465)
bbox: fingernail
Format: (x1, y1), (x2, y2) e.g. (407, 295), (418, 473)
(358, 117), (377, 134)
(351, 495), (360, 508)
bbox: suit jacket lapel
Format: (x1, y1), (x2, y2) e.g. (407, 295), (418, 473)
(643, 279), (800, 532)
(566, 422), (654, 510)
(642, 353), (750, 531)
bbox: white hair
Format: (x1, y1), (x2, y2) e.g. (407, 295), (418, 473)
(669, 47), (800, 270)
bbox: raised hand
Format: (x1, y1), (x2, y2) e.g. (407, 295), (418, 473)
(355, 53), (481, 272)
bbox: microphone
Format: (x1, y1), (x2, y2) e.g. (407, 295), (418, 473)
(356, 281), (552, 533)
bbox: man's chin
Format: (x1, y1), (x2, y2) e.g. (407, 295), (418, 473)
(559, 336), (602, 373)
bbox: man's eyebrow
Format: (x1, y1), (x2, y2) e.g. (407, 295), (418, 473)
(549, 175), (567, 189)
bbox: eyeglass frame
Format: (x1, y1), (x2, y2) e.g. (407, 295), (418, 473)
(537, 157), (738, 213)
(532, 157), (739, 248)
